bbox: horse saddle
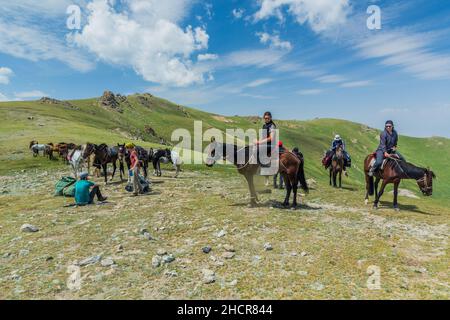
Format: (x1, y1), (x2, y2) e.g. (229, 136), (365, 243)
(108, 148), (118, 157)
(369, 157), (389, 171)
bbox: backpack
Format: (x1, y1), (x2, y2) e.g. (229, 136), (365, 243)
(124, 175), (151, 193)
(55, 176), (77, 197)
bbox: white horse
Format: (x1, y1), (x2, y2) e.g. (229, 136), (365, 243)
(171, 150), (183, 178)
(30, 144), (48, 157)
(69, 148), (86, 179)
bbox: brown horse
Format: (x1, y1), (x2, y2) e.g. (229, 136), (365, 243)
(206, 141), (308, 207)
(364, 154), (435, 210)
(330, 145), (344, 188)
(83, 143), (119, 183)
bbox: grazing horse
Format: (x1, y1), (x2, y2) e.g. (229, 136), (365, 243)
(150, 148), (171, 177)
(83, 143), (119, 183)
(205, 141), (308, 207)
(364, 154), (435, 210)
(117, 144), (149, 179)
(68, 146), (85, 179)
(330, 145), (344, 188)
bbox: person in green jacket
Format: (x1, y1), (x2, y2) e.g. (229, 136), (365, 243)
(74, 172), (107, 205)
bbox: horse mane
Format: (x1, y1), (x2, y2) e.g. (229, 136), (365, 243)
(390, 159), (426, 179)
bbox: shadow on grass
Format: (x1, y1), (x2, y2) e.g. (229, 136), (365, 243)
(378, 201), (437, 215)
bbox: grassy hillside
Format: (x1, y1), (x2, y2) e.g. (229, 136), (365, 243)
(1, 93), (449, 203)
(0, 93), (449, 299)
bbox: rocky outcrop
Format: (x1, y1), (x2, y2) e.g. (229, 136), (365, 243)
(144, 125), (156, 136)
(99, 91), (123, 113)
(39, 97), (74, 108)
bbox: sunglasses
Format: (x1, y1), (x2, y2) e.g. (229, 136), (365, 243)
(385, 125), (392, 128)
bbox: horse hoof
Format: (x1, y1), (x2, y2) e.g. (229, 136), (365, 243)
(372, 205), (378, 210)
(365, 199), (369, 205)
(394, 206), (400, 211)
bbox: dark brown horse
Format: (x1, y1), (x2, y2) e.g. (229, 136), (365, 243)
(330, 145), (344, 188)
(364, 154), (435, 210)
(83, 143), (119, 183)
(206, 141), (308, 207)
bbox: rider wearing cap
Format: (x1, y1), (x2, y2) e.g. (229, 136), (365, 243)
(329, 134), (351, 173)
(369, 120), (406, 176)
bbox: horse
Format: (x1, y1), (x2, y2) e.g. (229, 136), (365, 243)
(330, 145), (344, 188)
(205, 141), (308, 207)
(117, 144), (149, 179)
(68, 146), (85, 179)
(150, 148), (171, 177)
(29, 141), (48, 157)
(364, 154), (435, 210)
(83, 143), (119, 183)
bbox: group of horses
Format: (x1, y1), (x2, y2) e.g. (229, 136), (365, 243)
(29, 141), (75, 163)
(30, 140), (182, 183)
(205, 140), (435, 210)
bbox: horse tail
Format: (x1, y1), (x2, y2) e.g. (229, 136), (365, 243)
(297, 159), (309, 193)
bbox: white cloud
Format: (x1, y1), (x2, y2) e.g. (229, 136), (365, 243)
(245, 78), (273, 88)
(232, 8), (245, 19)
(315, 74), (346, 83)
(14, 90), (47, 99)
(0, 20), (94, 72)
(356, 31), (450, 80)
(254, 0), (351, 33)
(257, 32), (292, 51)
(72, 0), (211, 87)
(0, 67), (13, 85)
(298, 89), (323, 95)
(340, 80), (372, 88)
(198, 53), (219, 61)
(223, 49), (287, 68)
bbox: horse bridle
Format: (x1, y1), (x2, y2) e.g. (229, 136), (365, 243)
(417, 173), (432, 193)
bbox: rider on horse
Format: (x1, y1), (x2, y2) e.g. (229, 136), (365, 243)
(255, 111), (277, 167)
(369, 120), (405, 177)
(323, 135), (351, 172)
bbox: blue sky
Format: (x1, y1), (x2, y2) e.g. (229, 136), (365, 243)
(0, 0), (450, 137)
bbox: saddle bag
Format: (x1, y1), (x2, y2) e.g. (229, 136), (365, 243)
(55, 176), (77, 197)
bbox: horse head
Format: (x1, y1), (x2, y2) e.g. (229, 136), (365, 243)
(417, 168), (435, 196)
(117, 144), (126, 159)
(29, 140), (38, 149)
(83, 143), (96, 159)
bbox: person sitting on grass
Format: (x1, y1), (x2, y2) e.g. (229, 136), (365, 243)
(74, 172), (107, 205)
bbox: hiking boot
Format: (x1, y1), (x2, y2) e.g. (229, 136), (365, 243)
(344, 171), (348, 177)
(99, 196), (108, 202)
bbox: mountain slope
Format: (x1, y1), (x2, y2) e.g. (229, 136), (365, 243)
(0, 93), (449, 203)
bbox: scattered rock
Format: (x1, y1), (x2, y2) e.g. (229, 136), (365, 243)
(77, 255), (102, 267)
(216, 230), (226, 238)
(263, 243), (273, 251)
(116, 244), (124, 253)
(222, 252), (235, 259)
(202, 269), (216, 284)
(202, 246), (212, 254)
(157, 249), (167, 256)
(165, 270), (178, 277)
(223, 244), (235, 252)
(45, 256), (54, 262)
(20, 224), (39, 233)
(152, 255), (162, 268)
(227, 279), (238, 287)
(162, 254), (175, 264)
(19, 249), (29, 257)
(143, 232), (153, 240)
(300, 251), (308, 257)
(101, 258), (115, 267)
(310, 282), (325, 291)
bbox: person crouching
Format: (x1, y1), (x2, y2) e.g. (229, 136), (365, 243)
(75, 172), (107, 205)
